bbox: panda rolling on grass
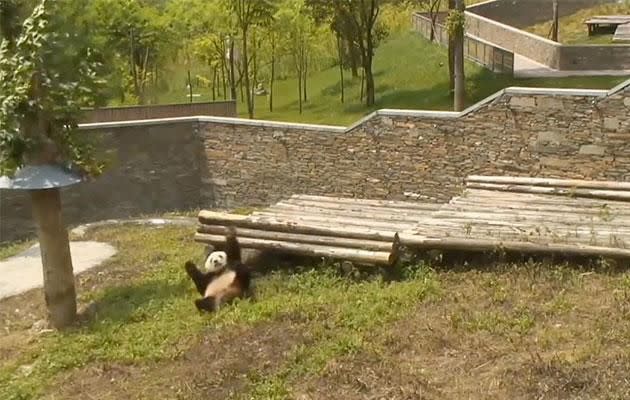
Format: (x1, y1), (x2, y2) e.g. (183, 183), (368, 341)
(184, 227), (253, 312)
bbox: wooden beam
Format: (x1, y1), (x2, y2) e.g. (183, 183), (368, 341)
(466, 183), (630, 202)
(197, 225), (393, 251)
(466, 176), (630, 191)
(194, 233), (395, 266)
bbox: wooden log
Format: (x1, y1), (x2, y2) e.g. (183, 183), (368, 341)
(403, 235), (630, 258)
(290, 194), (442, 210)
(465, 183), (630, 202)
(278, 199), (440, 217)
(466, 175), (630, 191)
(198, 210), (399, 241)
(250, 211), (416, 230)
(194, 233), (395, 266)
(450, 198), (630, 215)
(263, 205), (423, 224)
(459, 190), (630, 208)
(197, 225), (393, 251)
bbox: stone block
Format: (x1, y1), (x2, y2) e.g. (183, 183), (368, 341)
(624, 97), (630, 107)
(579, 144), (606, 156)
(536, 97), (564, 110)
(509, 96), (536, 108)
(603, 117), (620, 131)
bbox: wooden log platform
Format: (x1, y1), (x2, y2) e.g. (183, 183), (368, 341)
(195, 176), (630, 264)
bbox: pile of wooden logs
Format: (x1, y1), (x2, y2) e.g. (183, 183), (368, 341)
(404, 175), (630, 258)
(193, 195), (442, 266)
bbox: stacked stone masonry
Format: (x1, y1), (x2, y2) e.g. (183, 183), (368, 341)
(1, 82), (630, 242)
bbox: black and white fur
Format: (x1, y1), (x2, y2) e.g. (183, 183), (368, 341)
(184, 227), (252, 312)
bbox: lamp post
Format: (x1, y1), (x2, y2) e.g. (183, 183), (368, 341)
(0, 163), (84, 329)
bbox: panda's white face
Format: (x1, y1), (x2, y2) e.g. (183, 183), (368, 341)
(204, 251), (228, 272)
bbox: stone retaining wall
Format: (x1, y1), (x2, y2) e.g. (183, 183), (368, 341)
(2, 81), (629, 243)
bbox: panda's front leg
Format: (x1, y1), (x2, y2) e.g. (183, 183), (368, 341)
(195, 296), (219, 313)
(185, 261), (211, 295)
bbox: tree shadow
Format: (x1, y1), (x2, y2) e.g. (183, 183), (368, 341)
(78, 278), (189, 326)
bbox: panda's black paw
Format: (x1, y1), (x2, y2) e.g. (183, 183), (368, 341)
(184, 261), (198, 275)
(195, 297), (217, 313)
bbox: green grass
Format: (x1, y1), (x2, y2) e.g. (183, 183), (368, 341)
(0, 225), (439, 399)
(0, 240), (35, 261)
(152, 32), (627, 126)
(1, 224), (629, 399)
(526, 2), (630, 44)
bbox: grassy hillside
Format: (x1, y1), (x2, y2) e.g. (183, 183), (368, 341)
(526, 2), (630, 44)
(157, 33), (627, 126)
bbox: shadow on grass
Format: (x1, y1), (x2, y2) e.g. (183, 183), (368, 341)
(78, 278), (190, 326)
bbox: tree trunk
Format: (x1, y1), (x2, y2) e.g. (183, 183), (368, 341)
(242, 26), (254, 119)
(453, 0), (466, 111)
(229, 38), (237, 101)
(337, 33), (345, 103)
(360, 68), (365, 103)
(212, 65), (218, 101)
(349, 41), (359, 78)
(447, 0), (455, 97)
(303, 55), (308, 102)
(551, 0), (559, 42)
(187, 70), (193, 103)
(221, 59), (227, 100)
(270, 41), (275, 113)
(298, 66), (303, 114)
(31, 189), (77, 330)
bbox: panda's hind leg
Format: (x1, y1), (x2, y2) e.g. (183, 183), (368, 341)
(195, 296), (218, 312)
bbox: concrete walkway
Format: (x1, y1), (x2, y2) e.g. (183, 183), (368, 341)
(514, 54), (630, 78)
(0, 241), (117, 300)
(0, 217), (197, 300)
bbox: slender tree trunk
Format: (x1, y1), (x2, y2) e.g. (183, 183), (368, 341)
(270, 39), (275, 113)
(448, 0), (455, 97)
(242, 26), (254, 119)
(365, 57), (375, 107)
(31, 189), (77, 330)
(212, 65), (217, 101)
(221, 59), (227, 100)
(187, 70), (193, 103)
(551, 0), (559, 42)
(429, 0), (442, 42)
(298, 66), (303, 114)
(337, 33), (345, 103)
(360, 67), (365, 103)
(303, 54), (308, 102)
(229, 37), (237, 101)
(453, 0), (466, 111)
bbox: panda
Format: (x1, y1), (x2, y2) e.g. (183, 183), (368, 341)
(184, 227), (253, 312)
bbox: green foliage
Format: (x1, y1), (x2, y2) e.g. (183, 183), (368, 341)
(0, 0), (107, 177)
(445, 8), (466, 36)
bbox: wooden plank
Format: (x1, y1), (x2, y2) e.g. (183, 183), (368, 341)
(198, 210), (399, 241)
(251, 211), (416, 230)
(194, 233), (395, 266)
(466, 175), (630, 191)
(401, 235), (630, 258)
(266, 204), (425, 223)
(290, 194), (442, 210)
(465, 183), (630, 202)
(197, 225), (393, 251)
(279, 199), (441, 216)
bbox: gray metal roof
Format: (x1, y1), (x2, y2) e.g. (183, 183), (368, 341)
(0, 164), (84, 190)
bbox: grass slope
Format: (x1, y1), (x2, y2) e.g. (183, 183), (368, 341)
(1, 224), (629, 399)
(157, 33), (627, 126)
(526, 2), (630, 44)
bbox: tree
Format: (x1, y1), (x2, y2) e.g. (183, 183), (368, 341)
(277, 0), (317, 114)
(307, 0), (387, 107)
(225, 0), (276, 119)
(0, 0), (107, 329)
(550, 0), (559, 42)
(446, 0), (465, 111)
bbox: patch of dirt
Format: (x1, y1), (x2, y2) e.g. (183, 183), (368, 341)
(44, 318), (310, 400)
(295, 268), (630, 400)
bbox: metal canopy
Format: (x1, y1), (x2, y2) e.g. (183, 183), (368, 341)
(0, 164), (84, 190)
